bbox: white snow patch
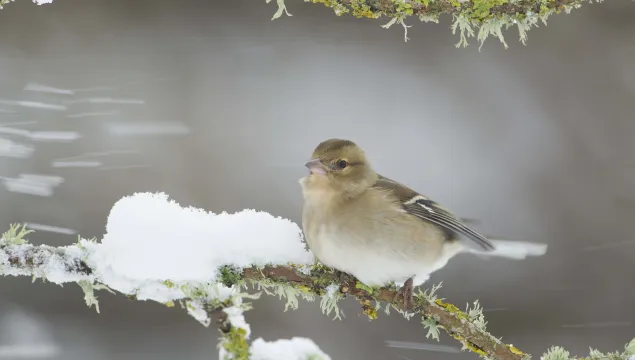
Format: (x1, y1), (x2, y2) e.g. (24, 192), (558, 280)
(224, 306), (251, 336)
(325, 284), (339, 297)
(0, 191), (332, 359)
(250, 337), (331, 360)
(185, 300), (210, 326)
(93, 192), (313, 285)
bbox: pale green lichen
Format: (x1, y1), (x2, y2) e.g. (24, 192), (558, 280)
(306, 355), (330, 360)
(268, 0), (292, 20)
(267, 0), (604, 48)
(319, 283), (343, 320)
(540, 339), (635, 360)
(421, 317), (441, 341)
(421, 282), (443, 302)
(541, 346), (570, 360)
(0, 0), (13, 9)
(161, 280), (176, 288)
(186, 299), (213, 326)
(476, 17), (508, 49)
(77, 280), (115, 314)
(381, 16), (413, 42)
(354, 281), (383, 296)
(75, 236), (97, 250)
(219, 327), (250, 360)
(588, 349), (606, 358)
(0, 224), (33, 246)
(251, 279), (316, 311)
(465, 300), (487, 332)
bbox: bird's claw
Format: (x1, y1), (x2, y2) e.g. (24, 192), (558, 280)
(394, 277), (414, 310)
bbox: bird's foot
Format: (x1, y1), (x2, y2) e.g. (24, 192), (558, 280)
(394, 277), (414, 310)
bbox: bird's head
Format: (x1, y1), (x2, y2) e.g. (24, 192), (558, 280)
(300, 138), (377, 199)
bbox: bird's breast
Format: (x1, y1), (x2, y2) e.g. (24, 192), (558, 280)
(300, 183), (450, 286)
(306, 224), (435, 286)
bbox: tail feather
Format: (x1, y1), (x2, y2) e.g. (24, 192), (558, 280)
(469, 239), (548, 260)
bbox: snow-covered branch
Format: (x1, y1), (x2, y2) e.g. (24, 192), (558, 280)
(1, 193), (634, 360)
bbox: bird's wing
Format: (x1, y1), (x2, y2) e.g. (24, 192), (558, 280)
(374, 174), (495, 251)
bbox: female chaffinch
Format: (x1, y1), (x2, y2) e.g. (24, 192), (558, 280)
(299, 138), (547, 308)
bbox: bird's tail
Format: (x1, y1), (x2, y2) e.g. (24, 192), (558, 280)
(468, 239), (548, 260)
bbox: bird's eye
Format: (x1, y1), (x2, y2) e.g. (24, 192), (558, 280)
(337, 159), (348, 169)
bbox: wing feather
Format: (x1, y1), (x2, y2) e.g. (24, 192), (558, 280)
(374, 175), (495, 251)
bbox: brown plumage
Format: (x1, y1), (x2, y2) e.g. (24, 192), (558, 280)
(299, 138), (547, 308)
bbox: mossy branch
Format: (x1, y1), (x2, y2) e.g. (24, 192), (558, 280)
(210, 303), (251, 360)
(0, 0), (614, 48)
(267, 0), (607, 48)
(1, 225), (633, 360)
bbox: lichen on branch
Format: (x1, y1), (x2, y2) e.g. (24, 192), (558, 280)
(1, 225), (634, 360)
(269, 0), (604, 48)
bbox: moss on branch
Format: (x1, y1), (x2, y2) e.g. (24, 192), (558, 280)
(2, 226), (634, 360)
(0, 0), (611, 48)
(209, 303), (251, 360)
(270, 0), (605, 48)
(235, 264), (529, 360)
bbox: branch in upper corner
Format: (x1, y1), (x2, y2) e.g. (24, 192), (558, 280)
(268, 0), (606, 48)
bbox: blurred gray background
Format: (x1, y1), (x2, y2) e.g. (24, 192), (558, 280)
(0, 0), (634, 359)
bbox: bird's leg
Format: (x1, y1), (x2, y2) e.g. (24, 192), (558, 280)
(394, 276), (414, 310)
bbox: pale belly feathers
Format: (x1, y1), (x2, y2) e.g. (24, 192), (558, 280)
(307, 224), (462, 287)
(300, 182), (462, 287)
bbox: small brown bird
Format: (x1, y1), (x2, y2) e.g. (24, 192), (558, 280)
(299, 138), (547, 308)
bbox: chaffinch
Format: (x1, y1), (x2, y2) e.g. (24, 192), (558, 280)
(299, 138), (547, 308)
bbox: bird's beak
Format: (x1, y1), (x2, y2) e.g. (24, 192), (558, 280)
(305, 159), (327, 175)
